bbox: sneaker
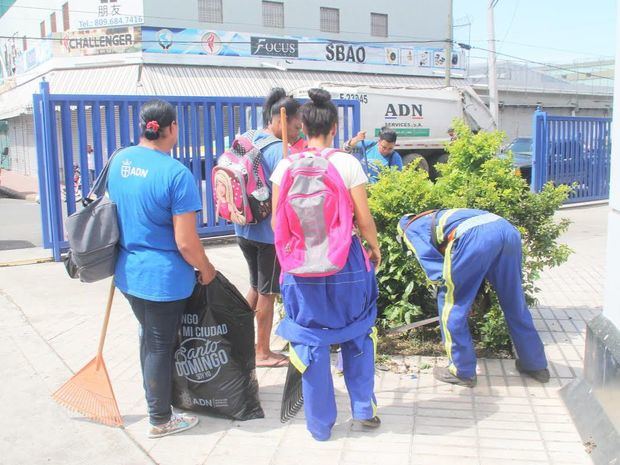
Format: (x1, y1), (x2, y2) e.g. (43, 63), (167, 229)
(433, 366), (477, 388)
(148, 413), (199, 439)
(355, 416), (381, 429)
(515, 359), (550, 383)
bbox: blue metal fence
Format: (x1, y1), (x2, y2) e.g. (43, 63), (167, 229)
(33, 81), (361, 261)
(531, 109), (612, 204)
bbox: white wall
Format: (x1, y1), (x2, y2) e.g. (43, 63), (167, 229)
(602, 3), (620, 329)
(142, 0), (448, 44)
(0, 0), (69, 76)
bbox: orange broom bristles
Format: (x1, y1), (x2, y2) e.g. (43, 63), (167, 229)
(52, 355), (123, 427)
(52, 280), (123, 427)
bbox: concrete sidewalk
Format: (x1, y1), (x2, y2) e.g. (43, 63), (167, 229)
(0, 169), (39, 201)
(0, 205), (606, 465)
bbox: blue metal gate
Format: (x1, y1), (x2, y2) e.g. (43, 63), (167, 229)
(531, 109), (612, 204)
(33, 81), (361, 261)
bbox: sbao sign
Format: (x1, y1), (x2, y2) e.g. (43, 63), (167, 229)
(325, 44), (366, 63)
(251, 37), (298, 57)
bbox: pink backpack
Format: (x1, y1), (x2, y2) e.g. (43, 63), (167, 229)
(274, 148), (354, 277)
(212, 130), (279, 225)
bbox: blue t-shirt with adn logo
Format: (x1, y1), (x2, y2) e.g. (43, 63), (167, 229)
(234, 131), (283, 244)
(353, 140), (403, 183)
(108, 145), (202, 302)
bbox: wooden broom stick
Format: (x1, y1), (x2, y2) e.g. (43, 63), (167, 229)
(96, 280), (116, 370)
(280, 107), (288, 159)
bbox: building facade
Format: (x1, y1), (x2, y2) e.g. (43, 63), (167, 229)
(468, 62), (613, 141)
(0, 0), (462, 176)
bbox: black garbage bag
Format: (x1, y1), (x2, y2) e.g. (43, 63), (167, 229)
(171, 272), (264, 420)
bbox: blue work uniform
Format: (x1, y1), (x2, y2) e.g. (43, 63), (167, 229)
(351, 140), (403, 183)
(276, 238), (378, 441)
(398, 209), (548, 379)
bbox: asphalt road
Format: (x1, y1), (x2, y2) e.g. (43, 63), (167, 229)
(0, 193), (43, 250)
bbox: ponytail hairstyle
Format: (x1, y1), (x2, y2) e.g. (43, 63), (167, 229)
(140, 99), (176, 141)
(262, 87), (300, 127)
(300, 88), (338, 138)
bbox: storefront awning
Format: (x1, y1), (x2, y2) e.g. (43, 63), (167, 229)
(0, 63), (453, 119)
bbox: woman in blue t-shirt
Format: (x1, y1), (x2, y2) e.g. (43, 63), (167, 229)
(234, 88), (301, 368)
(108, 100), (216, 439)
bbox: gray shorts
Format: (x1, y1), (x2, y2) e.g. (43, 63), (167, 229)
(237, 237), (281, 295)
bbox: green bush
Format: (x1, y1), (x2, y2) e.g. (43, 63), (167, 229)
(368, 120), (572, 352)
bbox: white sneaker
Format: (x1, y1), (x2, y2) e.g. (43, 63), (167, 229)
(148, 413), (199, 438)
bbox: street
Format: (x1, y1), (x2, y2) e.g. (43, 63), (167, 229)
(0, 193), (42, 251)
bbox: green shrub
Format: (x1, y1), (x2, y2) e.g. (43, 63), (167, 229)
(368, 120), (571, 352)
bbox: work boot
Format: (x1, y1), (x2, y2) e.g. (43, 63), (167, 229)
(433, 366), (477, 388)
(355, 416), (381, 429)
(515, 359), (550, 383)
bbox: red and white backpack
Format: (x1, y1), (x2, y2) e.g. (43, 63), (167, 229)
(212, 130), (280, 225)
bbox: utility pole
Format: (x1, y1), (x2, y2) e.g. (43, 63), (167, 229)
(445, 0), (453, 87)
(487, 0), (500, 128)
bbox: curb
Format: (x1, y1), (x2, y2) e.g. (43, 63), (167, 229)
(0, 257), (54, 268)
(560, 200), (608, 210)
(0, 185), (39, 202)
(201, 235), (237, 248)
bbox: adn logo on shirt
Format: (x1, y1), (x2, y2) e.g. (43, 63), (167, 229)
(120, 159), (149, 178)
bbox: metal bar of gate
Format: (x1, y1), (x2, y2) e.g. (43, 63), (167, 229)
(33, 93), (51, 249)
(39, 82), (63, 261)
(77, 103), (90, 196)
(34, 91), (360, 259)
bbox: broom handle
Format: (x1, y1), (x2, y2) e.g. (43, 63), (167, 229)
(280, 107), (288, 159)
(96, 279), (116, 368)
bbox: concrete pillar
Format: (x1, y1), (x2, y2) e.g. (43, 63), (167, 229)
(558, 7), (620, 463)
(603, 3), (620, 329)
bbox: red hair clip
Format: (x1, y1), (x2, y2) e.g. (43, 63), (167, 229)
(146, 120), (160, 132)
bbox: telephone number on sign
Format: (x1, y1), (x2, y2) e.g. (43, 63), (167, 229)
(88, 16), (144, 27)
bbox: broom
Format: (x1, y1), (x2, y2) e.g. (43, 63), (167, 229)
(280, 360), (304, 423)
(52, 280), (123, 427)
(278, 106), (304, 423)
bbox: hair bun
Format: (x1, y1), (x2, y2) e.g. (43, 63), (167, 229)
(270, 87), (287, 101)
(308, 88), (331, 106)
(144, 129), (160, 141)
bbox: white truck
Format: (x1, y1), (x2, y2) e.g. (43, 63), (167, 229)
(293, 83), (495, 176)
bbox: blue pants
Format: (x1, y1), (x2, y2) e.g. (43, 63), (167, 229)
(437, 219), (547, 379)
(123, 292), (187, 425)
(291, 328), (377, 441)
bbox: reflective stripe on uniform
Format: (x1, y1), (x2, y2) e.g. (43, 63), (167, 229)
(369, 326), (378, 361)
(288, 343), (308, 374)
(441, 240), (457, 370)
(396, 222), (442, 285)
(453, 213), (501, 240)
(436, 209), (460, 244)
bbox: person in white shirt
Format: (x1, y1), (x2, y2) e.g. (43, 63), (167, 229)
(86, 144), (95, 183)
(270, 88), (381, 441)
